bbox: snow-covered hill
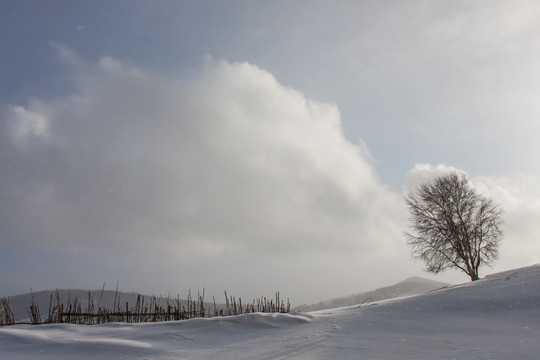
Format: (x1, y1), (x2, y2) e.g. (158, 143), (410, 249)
(295, 276), (449, 312)
(1, 264), (539, 359)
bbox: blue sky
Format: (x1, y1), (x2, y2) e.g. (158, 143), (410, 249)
(1, 1), (540, 304)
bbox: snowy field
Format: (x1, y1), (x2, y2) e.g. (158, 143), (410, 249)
(1, 265), (539, 359)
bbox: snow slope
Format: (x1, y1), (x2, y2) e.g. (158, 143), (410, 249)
(1, 265), (539, 359)
(295, 276), (449, 312)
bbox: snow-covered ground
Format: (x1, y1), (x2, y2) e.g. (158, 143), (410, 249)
(1, 265), (539, 359)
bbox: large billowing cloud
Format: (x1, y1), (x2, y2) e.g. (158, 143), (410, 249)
(0, 44), (402, 263)
(4, 44), (537, 302)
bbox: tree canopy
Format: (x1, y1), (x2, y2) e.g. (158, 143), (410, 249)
(405, 171), (503, 281)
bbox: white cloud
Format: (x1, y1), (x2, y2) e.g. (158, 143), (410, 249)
(7, 105), (50, 147)
(5, 44), (536, 302)
(403, 163), (463, 194)
(0, 48), (403, 263)
(473, 174), (540, 269)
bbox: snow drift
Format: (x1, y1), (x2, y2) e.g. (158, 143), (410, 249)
(1, 264), (539, 359)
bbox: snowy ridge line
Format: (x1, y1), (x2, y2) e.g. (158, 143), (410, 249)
(1, 264), (540, 359)
(295, 276), (449, 312)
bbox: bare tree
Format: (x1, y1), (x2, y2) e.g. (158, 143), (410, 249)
(405, 171), (503, 281)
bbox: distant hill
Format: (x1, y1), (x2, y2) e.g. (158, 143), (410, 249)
(295, 276), (450, 312)
(2, 289), (214, 322)
(4, 277), (450, 321)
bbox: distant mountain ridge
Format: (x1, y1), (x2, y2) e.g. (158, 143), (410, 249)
(295, 277), (450, 312)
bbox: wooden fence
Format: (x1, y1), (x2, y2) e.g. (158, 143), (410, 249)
(1, 298), (15, 326)
(1, 290), (290, 326)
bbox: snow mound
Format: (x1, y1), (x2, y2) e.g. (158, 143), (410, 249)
(1, 264), (539, 359)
